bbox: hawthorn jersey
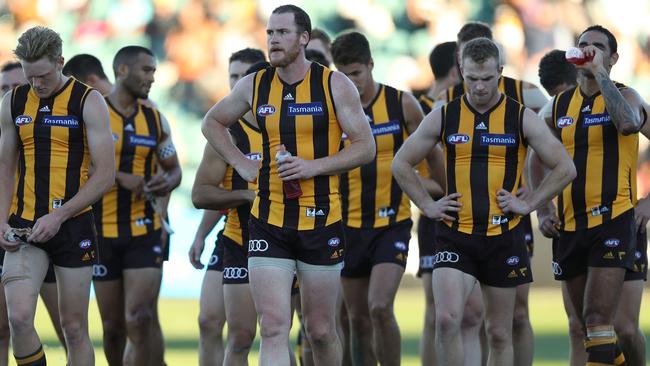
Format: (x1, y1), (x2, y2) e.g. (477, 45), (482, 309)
(444, 76), (524, 104)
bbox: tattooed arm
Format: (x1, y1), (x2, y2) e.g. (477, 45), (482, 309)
(594, 69), (643, 135)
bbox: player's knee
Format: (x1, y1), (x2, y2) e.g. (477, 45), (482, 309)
(486, 324), (512, 351)
(615, 322), (639, 344)
(7, 309), (34, 335)
(512, 307), (531, 334)
(228, 327), (255, 352)
(0, 322), (10, 342)
(305, 321), (337, 348)
(198, 310), (225, 334)
(369, 301), (394, 323)
(567, 316), (585, 341)
(461, 306), (483, 329)
(61, 320), (87, 348)
(258, 312), (290, 339)
(126, 308), (154, 335)
(102, 319), (126, 344)
(435, 311), (462, 336)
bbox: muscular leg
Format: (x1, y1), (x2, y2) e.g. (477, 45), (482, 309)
(614, 280), (645, 366)
(512, 283), (533, 366)
(223, 283), (257, 366)
(299, 268), (342, 366)
(338, 288), (352, 366)
(149, 300), (165, 366)
(461, 284), (483, 366)
(482, 285), (516, 366)
(561, 280), (587, 366)
(341, 276), (374, 366)
(420, 273), (435, 366)
(40, 282), (66, 350)
(367, 263), (403, 366)
(249, 264), (294, 366)
(0, 283), (8, 366)
(122, 268), (162, 366)
(432, 268), (477, 366)
(55, 266), (94, 366)
(198, 270), (225, 366)
(3, 245), (48, 359)
(94, 279), (126, 366)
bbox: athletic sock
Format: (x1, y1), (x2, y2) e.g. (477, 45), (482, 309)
(15, 345), (46, 366)
(584, 325), (621, 366)
(613, 343), (626, 366)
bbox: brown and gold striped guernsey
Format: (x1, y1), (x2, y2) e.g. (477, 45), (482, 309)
(445, 76), (524, 104)
(552, 83), (637, 231)
(418, 94), (435, 115)
(340, 84), (410, 228)
(93, 99), (163, 238)
(442, 94), (528, 236)
(251, 62), (341, 230)
(11, 78), (93, 222)
(222, 118), (261, 245)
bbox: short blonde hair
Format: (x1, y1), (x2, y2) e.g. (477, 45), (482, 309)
(14, 26), (63, 63)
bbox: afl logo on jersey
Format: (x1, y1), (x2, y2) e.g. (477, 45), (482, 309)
(257, 104), (276, 117)
(556, 116), (574, 128)
(447, 133), (470, 144)
(15, 115), (32, 126)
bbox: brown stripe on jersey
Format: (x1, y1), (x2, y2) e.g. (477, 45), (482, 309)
(63, 81), (87, 202)
(442, 99), (461, 228)
(141, 106), (159, 233)
(279, 80), (300, 229)
(12, 86), (29, 218)
(115, 106), (136, 237)
(466, 96), (493, 235)
(386, 88), (407, 225)
(252, 68), (274, 223)
(569, 92), (590, 230)
(33, 95), (55, 219)
(359, 87), (381, 227)
(502, 77), (523, 104)
(600, 100), (618, 223)
(309, 64), (330, 228)
(499, 98), (524, 233)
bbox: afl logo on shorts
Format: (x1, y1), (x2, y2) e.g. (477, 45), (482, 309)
(556, 116), (574, 128)
(506, 256), (520, 266)
(447, 134), (470, 144)
(248, 239), (269, 252)
(635, 251), (642, 259)
(394, 241), (407, 251)
(15, 115), (32, 126)
(153, 245), (162, 254)
(328, 237), (340, 247)
(257, 104), (276, 117)
(208, 255), (219, 266)
(604, 238), (620, 248)
(79, 239), (92, 249)
(93, 265), (108, 277)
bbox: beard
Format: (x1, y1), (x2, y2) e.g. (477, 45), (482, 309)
(124, 77), (149, 99)
(578, 68), (595, 79)
(269, 43), (301, 68)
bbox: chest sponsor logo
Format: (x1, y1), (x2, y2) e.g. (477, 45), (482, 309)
(447, 133), (470, 144)
(480, 133), (516, 146)
(43, 115), (80, 128)
(287, 102), (324, 116)
(246, 152), (262, 161)
(128, 135), (157, 147)
(257, 104), (276, 117)
(371, 120), (401, 136)
(15, 115), (33, 126)
(557, 116), (574, 128)
(583, 113), (612, 127)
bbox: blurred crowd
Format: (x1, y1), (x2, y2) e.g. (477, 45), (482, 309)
(1, 0), (649, 205)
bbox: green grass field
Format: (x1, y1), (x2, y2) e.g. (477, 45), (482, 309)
(30, 285), (650, 365)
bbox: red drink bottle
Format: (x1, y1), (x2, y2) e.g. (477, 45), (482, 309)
(565, 47), (594, 65)
(276, 145), (302, 199)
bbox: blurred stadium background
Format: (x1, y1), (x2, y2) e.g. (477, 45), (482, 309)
(1, 0), (649, 364)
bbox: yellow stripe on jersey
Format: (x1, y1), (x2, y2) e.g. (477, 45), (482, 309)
(11, 78), (92, 222)
(340, 84), (410, 228)
(553, 84), (637, 231)
(251, 62), (342, 230)
(94, 100), (162, 238)
(418, 94), (435, 114)
(442, 94), (527, 236)
(222, 119), (261, 245)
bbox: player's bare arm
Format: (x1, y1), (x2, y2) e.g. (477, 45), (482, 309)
(145, 113), (182, 196)
(0, 92), (21, 250)
(392, 107), (461, 221)
(29, 90), (115, 243)
(580, 46), (643, 135)
(633, 101), (650, 232)
(401, 91), (425, 134)
(191, 142), (255, 210)
(277, 71), (375, 181)
(498, 108), (575, 216)
(201, 73), (257, 183)
(420, 143), (446, 198)
(188, 209), (224, 269)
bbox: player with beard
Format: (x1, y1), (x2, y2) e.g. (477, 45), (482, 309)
(202, 5), (374, 365)
(91, 46), (181, 366)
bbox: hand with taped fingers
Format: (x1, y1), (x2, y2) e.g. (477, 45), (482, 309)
(27, 212), (64, 243)
(537, 202), (560, 238)
(145, 171), (173, 196)
(276, 155), (319, 181)
(117, 172), (145, 199)
(496, 188), (532, 216)
(421, 192), (463, 221)
(0, 223), (23, 252)
(634, 196), (650, 233)
(188, 237), (205, 269)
